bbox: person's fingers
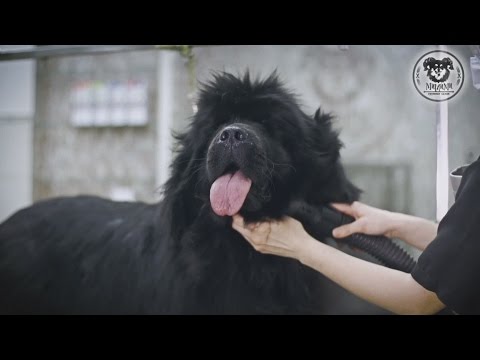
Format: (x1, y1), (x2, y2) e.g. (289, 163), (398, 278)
(330, 202), (359, 218)
(232, 214), (243, 225)
(350, 201), (369, 214)
(332, 220), (365, 238)
(232, 215), (251, 238)
(232, 215), (271, 248)
(246, 222), (271, 247)
(233, 214), (262, 231)
(232, 214), (244, 230)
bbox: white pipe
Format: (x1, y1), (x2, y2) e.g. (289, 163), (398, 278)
(155, 51), (176, 199)
(436, 45), (449, 221)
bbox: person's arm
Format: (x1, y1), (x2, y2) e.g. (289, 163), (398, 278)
(299, 235), (445, 314)
(388, 213), (438, 251)
(331, 202), (438, 251)
(232, 215), (446, 315)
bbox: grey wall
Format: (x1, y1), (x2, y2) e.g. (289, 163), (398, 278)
(34, 51), (162, 203)
(0, 59), (35, 222)
(32, 50), (194, 204)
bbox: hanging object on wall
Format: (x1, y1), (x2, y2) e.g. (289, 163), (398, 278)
(471, 54), (480, 90)
(70, 79), (149, 127)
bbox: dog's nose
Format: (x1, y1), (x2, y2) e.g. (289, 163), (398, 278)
(219, 126), (248, 144)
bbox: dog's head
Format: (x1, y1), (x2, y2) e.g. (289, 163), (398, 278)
(423, 57), (454, 83)
(163, 72), (360, 235)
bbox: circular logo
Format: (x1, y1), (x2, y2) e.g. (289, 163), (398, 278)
(413, 50), (465, 102)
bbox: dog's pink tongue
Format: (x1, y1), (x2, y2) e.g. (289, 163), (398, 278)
(210, 170), (252, 216)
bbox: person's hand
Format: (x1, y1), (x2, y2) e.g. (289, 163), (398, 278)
(331, 201), (398, 239)
(231, 214), (312, 260)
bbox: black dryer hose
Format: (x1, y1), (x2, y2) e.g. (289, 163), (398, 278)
(287, 201), (416, 273)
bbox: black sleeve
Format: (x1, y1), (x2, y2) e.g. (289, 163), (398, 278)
(411, 156), (480, 315)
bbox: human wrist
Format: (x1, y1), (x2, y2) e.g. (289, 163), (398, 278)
(388, 213), (427, 240)
(385, 211), (409, 239)
(296, 233), (322, 265)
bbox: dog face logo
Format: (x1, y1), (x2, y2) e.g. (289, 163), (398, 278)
(423, 57), (454, 83)
(413, 50), (464, 102)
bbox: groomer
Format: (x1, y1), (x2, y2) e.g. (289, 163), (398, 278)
(232, 156), (480, 315)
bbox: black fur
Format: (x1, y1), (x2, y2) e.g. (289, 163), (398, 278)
(0, 71), (361, 314)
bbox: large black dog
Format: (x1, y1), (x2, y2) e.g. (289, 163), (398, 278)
(0, 72), (361, 314)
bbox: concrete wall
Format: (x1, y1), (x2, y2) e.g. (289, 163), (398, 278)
(32, 49), (193, 204)
(0, 58), (35, 222)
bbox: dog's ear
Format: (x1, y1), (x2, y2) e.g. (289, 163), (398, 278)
(423, 57), (436, 70)
(442, 57), (454, 70)
(161, 124), (206, 240)
(299, 108), (362, 205)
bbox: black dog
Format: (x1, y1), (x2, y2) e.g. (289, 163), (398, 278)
(0, 72), (361, 314)
(423, 57), (454, 83)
